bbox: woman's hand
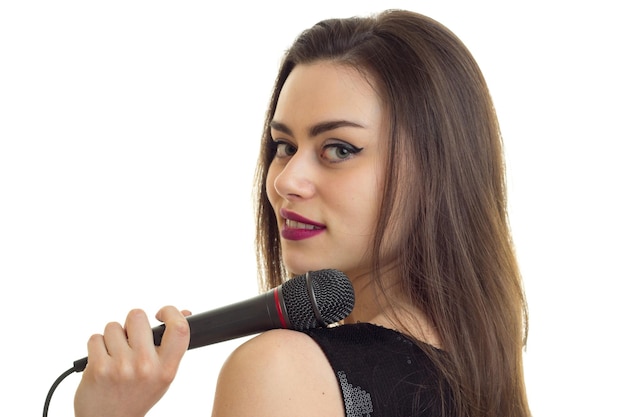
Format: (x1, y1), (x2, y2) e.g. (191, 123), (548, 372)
(74, 306), (191, 417)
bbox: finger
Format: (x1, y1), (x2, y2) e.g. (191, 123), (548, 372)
(102, 320), (129, 357)
(155, 306), (190, 370)
(85, 332), (109, 366)
(123, 309), (155, 352)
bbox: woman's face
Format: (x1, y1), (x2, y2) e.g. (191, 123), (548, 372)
(266, 61), (387, 278)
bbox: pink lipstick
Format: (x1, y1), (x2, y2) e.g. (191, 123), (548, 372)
(280, 208), (326, 241)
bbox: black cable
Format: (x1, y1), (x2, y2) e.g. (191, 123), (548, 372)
(43, 366), (79, 417)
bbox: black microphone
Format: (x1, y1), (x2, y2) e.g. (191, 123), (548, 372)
(73, 269), (354, 372)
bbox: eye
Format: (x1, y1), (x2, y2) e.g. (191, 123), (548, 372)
(322, 142), (363, 163)
(273, 140), (297, 159)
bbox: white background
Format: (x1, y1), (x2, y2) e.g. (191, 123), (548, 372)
(1, 1), (624, 416)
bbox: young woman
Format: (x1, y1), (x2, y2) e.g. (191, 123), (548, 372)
(74, 10), (530, 417)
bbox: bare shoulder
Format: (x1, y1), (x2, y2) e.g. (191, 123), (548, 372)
(211, 329), (344, 417)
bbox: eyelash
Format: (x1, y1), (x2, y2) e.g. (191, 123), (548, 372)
(271, 140), (363, 163)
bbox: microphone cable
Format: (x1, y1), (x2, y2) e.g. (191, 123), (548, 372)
(43, 364), (80, 417)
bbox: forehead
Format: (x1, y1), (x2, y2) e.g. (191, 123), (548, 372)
(273, 62), (383, 132)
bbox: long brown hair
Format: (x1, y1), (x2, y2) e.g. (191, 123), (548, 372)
(254, 9), (530, 417)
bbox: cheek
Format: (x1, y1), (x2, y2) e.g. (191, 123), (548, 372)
(332, 172), (382, 232)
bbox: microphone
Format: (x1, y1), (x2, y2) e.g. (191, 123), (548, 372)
(73, 269), (354, 372)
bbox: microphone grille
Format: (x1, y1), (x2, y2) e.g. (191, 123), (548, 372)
(281, 269), (355, 330)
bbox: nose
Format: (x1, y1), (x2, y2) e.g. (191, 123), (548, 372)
(272, 152), (316, 201)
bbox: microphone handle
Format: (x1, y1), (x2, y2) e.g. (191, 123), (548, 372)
(154, 288), (289, 349)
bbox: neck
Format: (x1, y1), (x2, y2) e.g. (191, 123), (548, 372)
(343, 267), (442, 348)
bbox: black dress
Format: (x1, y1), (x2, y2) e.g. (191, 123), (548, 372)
(305, 323), (449, 417)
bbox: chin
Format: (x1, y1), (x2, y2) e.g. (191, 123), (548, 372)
(284, 265), (309, 277)
(283, 258), (327, 277)
(281, 250), (360, 278)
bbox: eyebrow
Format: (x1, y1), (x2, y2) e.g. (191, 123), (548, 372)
(270, 120), (365, 138)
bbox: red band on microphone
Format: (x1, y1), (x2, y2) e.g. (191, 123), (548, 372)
(274, 289), (288, 328)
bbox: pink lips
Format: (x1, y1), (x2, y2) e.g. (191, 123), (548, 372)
(279, 208), (326, 241)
